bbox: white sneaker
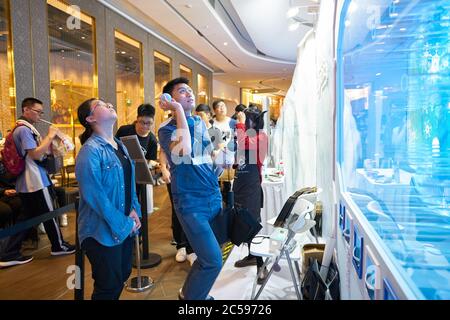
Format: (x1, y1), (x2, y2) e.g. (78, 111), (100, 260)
(175, 248), (187, 262)
(59, 214), (68, 227)
(187, 253), (197, 266)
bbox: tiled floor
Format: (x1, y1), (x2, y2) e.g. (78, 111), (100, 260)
(0, 184), (191, 300)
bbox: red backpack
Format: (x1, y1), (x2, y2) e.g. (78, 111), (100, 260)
(1, 124), (26, 177)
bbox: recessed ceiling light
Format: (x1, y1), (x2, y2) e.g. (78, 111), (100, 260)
(58, 26), (63, 30)
(237, 81), (241, 84)
(81, 36), (86, 39)
(223, 42), (228, 46)
(121, 51), (126, 54)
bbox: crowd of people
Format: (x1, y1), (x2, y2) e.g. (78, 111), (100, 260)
(0, 77), (270, 300)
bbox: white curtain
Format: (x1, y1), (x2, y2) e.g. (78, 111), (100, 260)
(271, 1), (337, 238)
(273, 30), (318, 199)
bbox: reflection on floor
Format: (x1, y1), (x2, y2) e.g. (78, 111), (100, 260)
(0, 184), (190, 300)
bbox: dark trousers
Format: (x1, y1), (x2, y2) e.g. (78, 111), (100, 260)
(82, 236), (133, 300)
(0, 195), (22, 227)
(0, 187), (66, 260)
(220, 181), (232, 207)
(167, 183), (193, 254)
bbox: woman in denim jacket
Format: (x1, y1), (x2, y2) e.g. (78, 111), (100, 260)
(75, 98), (142, 300)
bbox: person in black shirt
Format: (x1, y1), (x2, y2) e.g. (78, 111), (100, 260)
(115, 104), (158, 165)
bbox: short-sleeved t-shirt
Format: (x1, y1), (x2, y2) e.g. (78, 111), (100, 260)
(115, 124), (158, 161)
(13, 126), (51, 193)
(158, 116), (220, 196)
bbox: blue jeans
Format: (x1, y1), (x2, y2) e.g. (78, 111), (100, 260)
(173, 191), (223, 300)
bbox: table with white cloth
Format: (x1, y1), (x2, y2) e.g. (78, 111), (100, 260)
(260, 173), (286, 235)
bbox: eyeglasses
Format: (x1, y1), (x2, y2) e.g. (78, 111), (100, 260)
(137, 120), (153, 126)
(30, 109), (44, 116)
(90, 102), (114, 116)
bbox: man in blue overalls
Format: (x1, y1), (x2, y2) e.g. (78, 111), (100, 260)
(158, 77), (223, 300)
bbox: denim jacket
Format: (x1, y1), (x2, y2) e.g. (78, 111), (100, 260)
(75, 133), (142, 247)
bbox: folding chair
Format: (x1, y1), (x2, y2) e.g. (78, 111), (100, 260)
(250, 198), (315, 300)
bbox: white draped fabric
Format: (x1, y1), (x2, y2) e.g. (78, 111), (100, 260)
(271, 1), (337, 238)
(273, 30), (318, 200)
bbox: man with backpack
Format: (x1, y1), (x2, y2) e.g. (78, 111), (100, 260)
(0, 98), (75, 268)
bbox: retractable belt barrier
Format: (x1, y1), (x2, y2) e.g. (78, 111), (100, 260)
(0, 203), (75, 240)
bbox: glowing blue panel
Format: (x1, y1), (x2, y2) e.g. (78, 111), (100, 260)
(338, 0), (450, 299)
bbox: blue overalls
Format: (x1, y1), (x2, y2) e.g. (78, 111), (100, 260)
(159, 116), (223, 300)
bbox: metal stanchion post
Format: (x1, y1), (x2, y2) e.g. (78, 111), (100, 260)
(126, 234), (153, 292)
(134, 184), (161, 269)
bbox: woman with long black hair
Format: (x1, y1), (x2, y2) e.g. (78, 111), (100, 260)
(75, 98), (141, 300)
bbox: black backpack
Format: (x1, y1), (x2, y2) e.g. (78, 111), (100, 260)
(301, 257), (340, 300)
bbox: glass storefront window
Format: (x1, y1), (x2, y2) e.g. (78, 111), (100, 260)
(338, 0), (450, 299)
(115, 30), (143, 127)
(197, 73), (208, 105)
(0, 0), (15, 141)
(180, 64), (192, 84)
(154, 51), (171, 131)
(47, 0), (97, 164)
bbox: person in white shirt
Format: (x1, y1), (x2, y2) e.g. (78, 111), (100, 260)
(212, 100), (236, 207)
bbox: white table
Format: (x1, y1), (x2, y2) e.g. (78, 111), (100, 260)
(261, 174), (286, 234)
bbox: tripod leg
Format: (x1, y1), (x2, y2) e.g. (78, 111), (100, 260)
(286, 251), (302, 300)
(254, 254), (282, 300)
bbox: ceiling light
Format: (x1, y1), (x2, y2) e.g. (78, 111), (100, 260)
(399, 28), (407, 32)
(185, 4), (193, 8)
(287, 6), (299, 19)
(289, 21), (300, 31)
(237, 81), (241, 84)
(58, 26), (63, 30)
(223, 42), (228, 46)
(376, 72), (382, 76)
(81, 36), (86, 39)
(121, 51), (126, 54)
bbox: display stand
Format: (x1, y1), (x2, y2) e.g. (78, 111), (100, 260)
(125, 234), (153, 292)
(120, 135), (161, 269)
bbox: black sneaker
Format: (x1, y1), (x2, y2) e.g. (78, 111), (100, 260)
(51, 242), (76, 256)
(234, 255), (257, 268)
(0, 255), (33, 268)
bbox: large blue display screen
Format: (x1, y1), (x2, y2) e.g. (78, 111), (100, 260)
(338, 0), (449, 299)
